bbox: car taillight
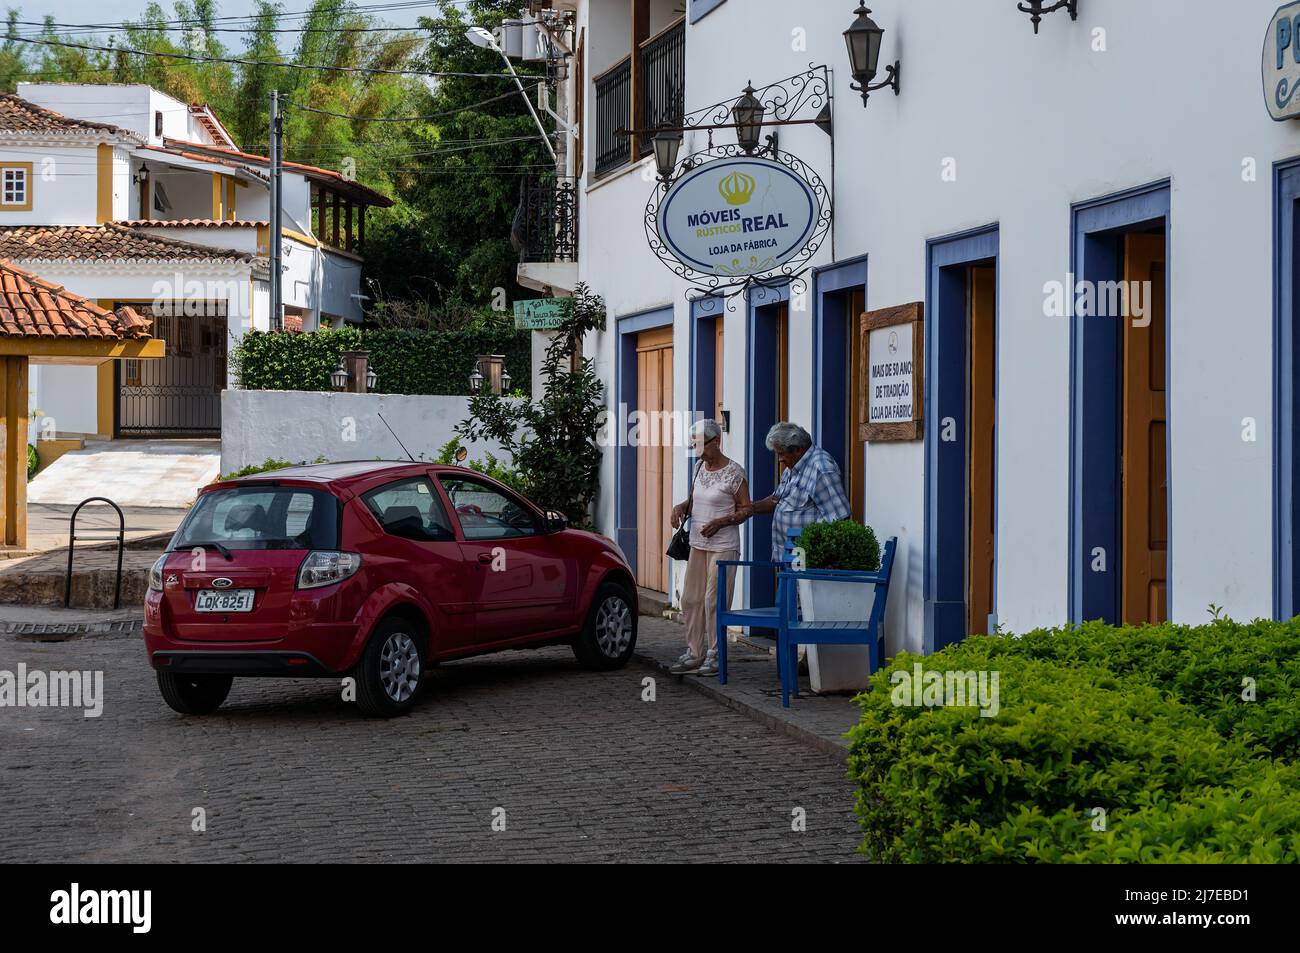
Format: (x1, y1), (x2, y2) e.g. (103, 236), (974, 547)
(296, 551), (361, 590)
(148, 554), (167, 592)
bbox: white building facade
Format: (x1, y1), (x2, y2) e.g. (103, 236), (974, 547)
(523, 0), (1300, 655)
(0, 83), (390, 440)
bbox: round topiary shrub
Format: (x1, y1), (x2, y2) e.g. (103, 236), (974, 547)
(796, 518), (880, 572)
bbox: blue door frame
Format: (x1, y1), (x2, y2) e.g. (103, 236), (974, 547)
(813, 255), (869, 482)
(924, 225), (999, 653)
(1069, 181), (1171, 624)
(689, 296), (724, 428)
(1274, 160), (1300, 619)
(615, 306), (675, 580)
(745, 284), (790, 609)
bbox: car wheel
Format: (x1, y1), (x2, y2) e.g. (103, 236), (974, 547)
(354, 617), (426, 717)
(573, 582), (637, 670)
(156, 672), (233, 715)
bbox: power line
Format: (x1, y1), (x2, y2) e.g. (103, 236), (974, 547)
(4, 33), (545, 81)
(5, 2), (451, 34)
(281, 86), (522, 121)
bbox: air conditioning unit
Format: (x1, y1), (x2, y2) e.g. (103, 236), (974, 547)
(500, 18), (524, 59)
(522, 15), (548, 62)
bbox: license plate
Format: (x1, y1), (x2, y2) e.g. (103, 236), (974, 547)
(194, 589), (255, 613)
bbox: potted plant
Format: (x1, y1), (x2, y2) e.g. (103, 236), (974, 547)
(793, 519), (882, 694)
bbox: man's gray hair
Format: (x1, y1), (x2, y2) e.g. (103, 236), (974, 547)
(690, 418), (723, 443)
(765, 421), (812, 452)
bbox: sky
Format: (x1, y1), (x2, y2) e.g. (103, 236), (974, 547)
(5, 0), (458, 38)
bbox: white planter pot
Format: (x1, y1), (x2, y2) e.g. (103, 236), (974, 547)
(796, 577), (876, 695)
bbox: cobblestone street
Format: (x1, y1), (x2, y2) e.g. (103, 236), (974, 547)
(0, 626), (864, 863)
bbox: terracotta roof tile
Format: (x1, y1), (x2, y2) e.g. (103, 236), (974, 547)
(0, 259), (152, 339)
(0, 93), (131, 137)
(0, 224), (252, 263)
(115, 218), (269, 229)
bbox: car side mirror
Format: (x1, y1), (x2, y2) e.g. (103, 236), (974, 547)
(543, 510), (568, 534)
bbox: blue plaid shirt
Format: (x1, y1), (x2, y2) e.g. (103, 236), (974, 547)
(771, 446), (851, 560)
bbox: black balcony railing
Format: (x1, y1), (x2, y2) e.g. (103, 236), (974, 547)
(593, 56), (631, 178)
(515, 174), (578, 263)
(638, 17), (685, 157)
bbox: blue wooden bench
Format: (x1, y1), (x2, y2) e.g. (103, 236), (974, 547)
(715, 530), (801, 688)
(717, 535), (899, 707)
(775, 538), (898, 706)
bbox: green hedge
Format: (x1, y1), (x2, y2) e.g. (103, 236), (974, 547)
(232, 327), (532, 396)
(848, 618), (1300, 863)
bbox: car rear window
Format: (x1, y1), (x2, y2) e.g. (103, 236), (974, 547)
(171, 486), (341, 551)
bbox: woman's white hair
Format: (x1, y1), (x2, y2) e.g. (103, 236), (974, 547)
(690, 418), (723, 443)
(765, 421), (812, 452)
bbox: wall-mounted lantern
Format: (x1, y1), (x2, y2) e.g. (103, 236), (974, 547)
(843, 5), (900, 105)
(470, 354), (511, 395)
(1016, 0), (1078, 34)
(732, 83), (766, 154)
(330, 359), (349, 391)
(330, 350), (376, 393)
(653, 129), (682, 186)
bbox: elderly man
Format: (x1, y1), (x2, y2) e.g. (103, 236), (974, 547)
(751, 422), (851, 561)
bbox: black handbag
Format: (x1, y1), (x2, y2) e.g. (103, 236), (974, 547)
(666, 462), (703, 560)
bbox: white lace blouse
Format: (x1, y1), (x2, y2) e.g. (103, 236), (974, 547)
(688, 458), (746, 553)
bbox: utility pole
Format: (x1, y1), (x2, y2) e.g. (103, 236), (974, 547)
(268, 90), (283, 331)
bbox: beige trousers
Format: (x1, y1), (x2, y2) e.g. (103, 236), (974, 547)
(681, 547), (738, 658)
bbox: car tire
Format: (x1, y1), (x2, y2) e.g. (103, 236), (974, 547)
(156, 672), (233, 715)
(354, 617), (427, 718)
(572, 581), (638, 671)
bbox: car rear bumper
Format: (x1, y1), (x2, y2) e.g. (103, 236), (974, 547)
(150, 650), (334, 677)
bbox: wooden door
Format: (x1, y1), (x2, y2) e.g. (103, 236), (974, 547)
(714, 317), (725, 424)
(636, 326), (673, 592)
(772, 303), (790, 484)
(967, 266), (996, 636)
(1121, 233), (1168, 624)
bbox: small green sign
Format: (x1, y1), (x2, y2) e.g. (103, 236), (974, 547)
(513, 297), (570, 330)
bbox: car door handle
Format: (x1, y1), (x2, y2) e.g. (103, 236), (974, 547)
(477, 552), (495, 564)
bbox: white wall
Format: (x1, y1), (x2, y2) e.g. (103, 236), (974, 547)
(221, 390), (507, 475)
(0, 144), (98, 226)
(16, 84), (215, 148)
(575, 0), (1296, 651)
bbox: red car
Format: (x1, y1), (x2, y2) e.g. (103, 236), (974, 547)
(144, 462), (637, 717)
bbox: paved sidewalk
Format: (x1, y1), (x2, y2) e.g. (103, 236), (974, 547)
(634, 616), (863, 761)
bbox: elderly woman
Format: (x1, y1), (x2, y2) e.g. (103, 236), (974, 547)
(668, 418), (751, 676)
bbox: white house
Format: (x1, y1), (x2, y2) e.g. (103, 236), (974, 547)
(519, 0), (1300, 656)
(0, 83), (392, 440)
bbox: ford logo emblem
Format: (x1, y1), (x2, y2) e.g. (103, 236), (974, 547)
(212, 577), (233, 589)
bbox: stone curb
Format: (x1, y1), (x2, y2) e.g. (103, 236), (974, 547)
(631, 647), (850, 764)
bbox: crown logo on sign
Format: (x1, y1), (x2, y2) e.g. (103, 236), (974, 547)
(718, 170), (756, 206)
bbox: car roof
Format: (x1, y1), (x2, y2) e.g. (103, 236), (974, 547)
(225, 461), (469, 487)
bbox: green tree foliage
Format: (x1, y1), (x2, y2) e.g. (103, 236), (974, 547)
(2, 0), (550, 319)
(363, 0), (549, 308)
(456, 285), (607, 527)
